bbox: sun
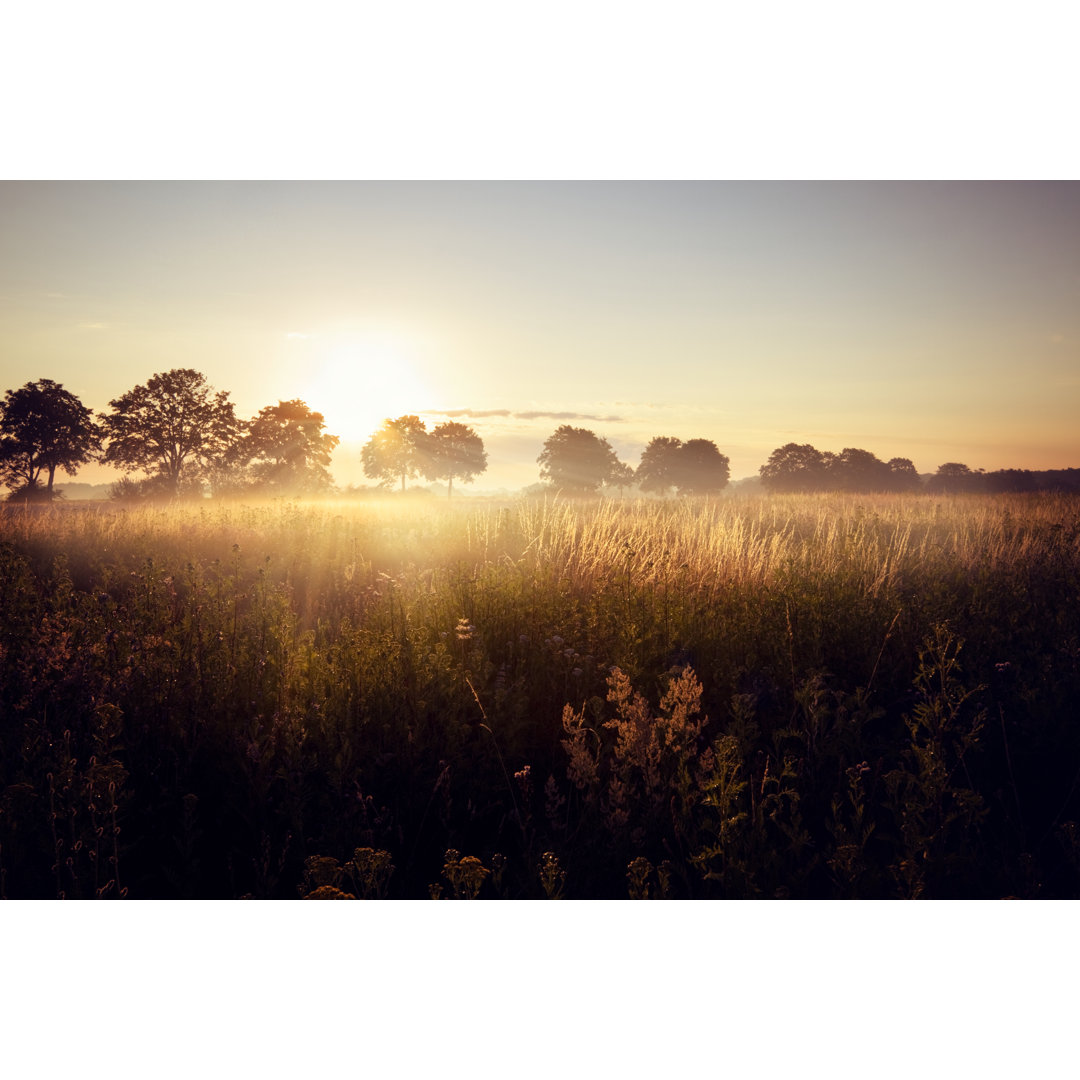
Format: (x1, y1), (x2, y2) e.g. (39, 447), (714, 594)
(303, 334), (433, 445)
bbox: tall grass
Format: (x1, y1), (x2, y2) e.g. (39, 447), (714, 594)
(2, 492), (1079, 897)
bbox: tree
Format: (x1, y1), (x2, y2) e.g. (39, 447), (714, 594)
(635, 436), (683, 495)
(759, 443), (828, 492)
(606, 459), (636, 496)
(830, 447), (893, 492)
(672, 438), (730, 494)
(239, 399), (339, 495)
(101, 369), (241, 497)
(887, 457), (922, 492)
(537, 425), (625, 495)
(422, 421), (487, 497)
(928, 462), (981, 494)
(0, 379), (100, 501)
(361, 415), (429, 491)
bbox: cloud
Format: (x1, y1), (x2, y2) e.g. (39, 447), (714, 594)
(1049, 333), (1065, 344)
(432, 408), (512, 419)
(425, 408), (625, 423)
(286, 331), (310, 340)
(515, 411), (624, 422)
(79, 322), (109, 330)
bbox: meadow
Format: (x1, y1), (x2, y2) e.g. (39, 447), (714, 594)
(2, 491), (1079, 899)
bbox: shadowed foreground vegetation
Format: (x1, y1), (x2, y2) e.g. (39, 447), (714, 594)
(2, 493), (1080, 899)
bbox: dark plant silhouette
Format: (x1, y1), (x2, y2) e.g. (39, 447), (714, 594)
(827, 448), (894, 492)
(672, 438), (730, 494)
(361, 415), (429, 492)
(606, 460), (636, 495)
(101, 368), (241, 497)
(928, 462), (982, 494)
(537, 425), (625, 495)
(636, 436), (730, 495)
(422, 421), (487, 497)
(237, 399), (339, 495)
(635, 436), (683, 495)
(762, 444), (927, 494)
(0, 379), (100, 501)
(886, 457), (921, 492)
(760, 442), (830, 492)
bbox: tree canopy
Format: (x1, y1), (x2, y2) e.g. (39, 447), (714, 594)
(927, 462), (979, 493)
(421, 421), (487, 496)
(760, 443), (829, 492)
(537, 425), (625, 495)
(829, 447), (894, 492)
(761, 443), (929, 493)
(635, 436), (683, 495)
(101, 369), (241, 497)
(361, 415), (429, 491)
(0, 379), (100, 501)
(16, 362), (1073, 501)
(886, 457), (921, 492)
(239, 399), (339, 495)
(636, 436), (729, 495)
(672, 438), (730, 494)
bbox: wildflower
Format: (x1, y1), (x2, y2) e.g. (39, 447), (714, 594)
(304, 885), (355, 899)
(539, 851), (566, 899)
(455, 618), (476, 642)
(514, 765), (534, 805)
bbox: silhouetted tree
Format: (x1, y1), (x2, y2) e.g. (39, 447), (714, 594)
(636, 436), (683, 495)
(673, 438), (730, 494)
(985, 469), (1037, 493)
(759, 443), (828, 492)
(830, 447), (893, 492)
(537, 425), (625, 495)
(239, 399), (339, 495)
(928, 462), (981, 494)
(101, 369), (241, 497)
(361, 415), (429, 491)
(606, 459), (637, 496)
(0, 379), (100, 501)
(422, 421), (487, 496)
(887, 457), (922, 492)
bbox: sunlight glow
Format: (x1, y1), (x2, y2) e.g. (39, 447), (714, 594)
(303, 334), (432, 445)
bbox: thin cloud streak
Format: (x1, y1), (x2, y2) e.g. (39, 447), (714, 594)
(427, 408), (625, 423)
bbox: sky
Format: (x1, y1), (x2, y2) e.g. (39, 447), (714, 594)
(1, 180), (1078, 491)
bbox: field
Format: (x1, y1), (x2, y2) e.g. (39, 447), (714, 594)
(2, 491), (1080, 899)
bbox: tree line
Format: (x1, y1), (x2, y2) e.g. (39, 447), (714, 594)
(2, 372), (1075, 501)
(0, 371), (338, 501)
(758, 443), (1080, 495)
